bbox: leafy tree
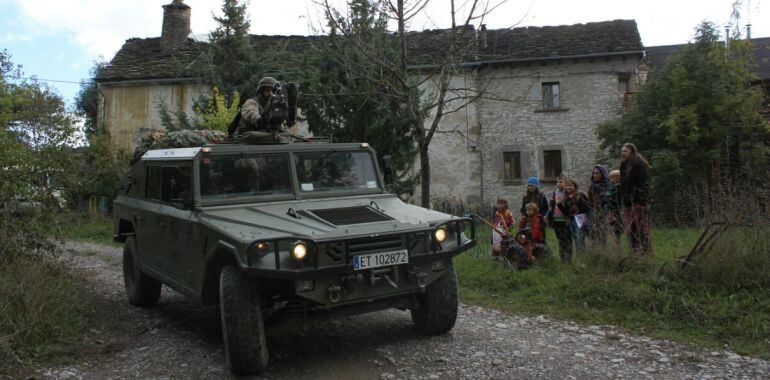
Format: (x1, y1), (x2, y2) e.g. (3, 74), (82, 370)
(0, 50), (80, 257)
(200, 0), (260, 102)
(318, 0), (491, 207)
(301, 0), (419, 197)
(193, 86), (240, 132)
(597, 22), (769, 221)
(74, 61), (106, 139)
(155, 86), (239, 132)
(72, 60), (129, 209)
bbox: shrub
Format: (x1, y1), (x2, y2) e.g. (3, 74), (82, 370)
(0, 255), (95, 371)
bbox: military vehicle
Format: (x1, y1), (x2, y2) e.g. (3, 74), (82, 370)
(113, 138), (476, 374)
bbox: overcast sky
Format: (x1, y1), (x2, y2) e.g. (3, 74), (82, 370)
(1, 0), (767, 106)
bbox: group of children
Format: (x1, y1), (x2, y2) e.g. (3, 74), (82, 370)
(490, 170), (623, 265)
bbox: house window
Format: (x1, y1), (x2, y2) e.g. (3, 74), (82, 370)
(542, 150), (563, 180)
(618, 74), (630, 94)
(542, 82), (560, 109)
(503, 152), (522, 181)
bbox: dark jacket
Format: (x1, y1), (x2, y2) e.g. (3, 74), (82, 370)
(557, 191), (591, 218)
(620, 158), (650, 207)
(520, 190), (550, 217)
(588, 165), (610, 217)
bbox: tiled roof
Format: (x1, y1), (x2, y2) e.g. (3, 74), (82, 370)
(646, 37), (770, 80)
(98, 19), (644, 82)
(479, 20), (643, 62)
(97, 37), (206, 82)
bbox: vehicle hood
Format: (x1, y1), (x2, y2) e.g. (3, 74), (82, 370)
(199, 194), (455, 243)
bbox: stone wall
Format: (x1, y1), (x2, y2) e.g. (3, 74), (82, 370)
(475, 56), (642, 206)
(160, 0), (191, 54)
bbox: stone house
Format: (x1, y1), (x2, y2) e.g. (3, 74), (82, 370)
(414, 22), (645, 206)
(97, 0), (644, 206)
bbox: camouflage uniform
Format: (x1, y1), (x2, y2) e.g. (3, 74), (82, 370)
(234, 76), (277, 135)
(234, 97), (268, 134)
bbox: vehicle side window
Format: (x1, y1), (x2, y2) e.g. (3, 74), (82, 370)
(146, 166), (162, 200)
(160, 166), (192, 202)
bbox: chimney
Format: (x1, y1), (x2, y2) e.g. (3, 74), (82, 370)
(746, 23), (752, 39)
(161, 0), (191, 54)
(479, 24), (488, 49)
(725, 26), (730, 50)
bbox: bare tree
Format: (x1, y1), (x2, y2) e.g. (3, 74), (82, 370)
(315, 0), (505, 207)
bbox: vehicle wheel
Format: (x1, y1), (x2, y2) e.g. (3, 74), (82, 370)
(411, 261), (459, 335)
(122, 236), (161, 307)
(219, 265), (269, 375)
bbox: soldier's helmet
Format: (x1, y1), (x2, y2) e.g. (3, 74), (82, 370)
(257, 77), (278, 93)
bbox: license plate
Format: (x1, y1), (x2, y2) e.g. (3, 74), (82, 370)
(353, 249), (409, 270)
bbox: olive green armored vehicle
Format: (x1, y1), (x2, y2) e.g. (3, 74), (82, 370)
(114, 140), (476, 374)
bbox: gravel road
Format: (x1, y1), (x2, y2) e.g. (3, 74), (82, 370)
(30, 241), (770, 379)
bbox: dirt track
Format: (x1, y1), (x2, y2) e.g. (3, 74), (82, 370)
(30, 241), (770, 379)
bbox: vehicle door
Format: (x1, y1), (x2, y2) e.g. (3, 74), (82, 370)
(135, 164), (165, 273)
(156, 164), (199, 291)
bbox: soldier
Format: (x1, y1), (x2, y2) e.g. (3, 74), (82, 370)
(233, 76), (278, 135)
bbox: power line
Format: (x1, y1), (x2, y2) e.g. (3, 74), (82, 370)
(7, 75), (84, 85)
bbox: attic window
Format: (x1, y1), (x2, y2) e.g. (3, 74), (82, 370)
(542, 82), (560, 109)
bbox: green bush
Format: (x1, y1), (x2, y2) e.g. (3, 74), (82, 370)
(0, 256), (95, 371)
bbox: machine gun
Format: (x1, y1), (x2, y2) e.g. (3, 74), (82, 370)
(262, 82), (298, 132)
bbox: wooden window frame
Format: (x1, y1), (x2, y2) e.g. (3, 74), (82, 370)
(540, 148), (564, 182)
(503, 151), (523, 182)
(541, 81), (561, 110)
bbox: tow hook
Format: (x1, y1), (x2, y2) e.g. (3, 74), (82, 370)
(328, 285), (341, 303)
(409, 270), (428, 292)
(370, 268), (399, 289)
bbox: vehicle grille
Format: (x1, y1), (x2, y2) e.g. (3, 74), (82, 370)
(310, 206), (393, 226)
(347, 235), (404, 255)
(324, 234), (407, 261)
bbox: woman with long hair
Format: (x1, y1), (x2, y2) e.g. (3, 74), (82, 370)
(619, 143), (652, 255)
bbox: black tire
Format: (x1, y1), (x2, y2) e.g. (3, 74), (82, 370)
(219, 265), (269, 375)
(122, 236), (161, 307)
(411, 261), (459, 335)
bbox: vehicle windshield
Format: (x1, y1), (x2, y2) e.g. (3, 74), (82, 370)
(294, 151), (380, 193)
(200, 153), (293, 199)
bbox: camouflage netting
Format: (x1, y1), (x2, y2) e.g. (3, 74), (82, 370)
(132, 130), (227, 163)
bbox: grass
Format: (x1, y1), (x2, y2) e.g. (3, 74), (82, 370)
(56, 213), (119, 247)
(0, 256), (96, 375)
(455, 225), (770, 358)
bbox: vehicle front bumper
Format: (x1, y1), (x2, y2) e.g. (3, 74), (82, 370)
(243, 237), (476, 280)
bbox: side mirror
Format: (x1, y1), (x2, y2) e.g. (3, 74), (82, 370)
(120, 175), (135, 193)
(171, 191), (194, 210)
(382, 155), (394, 185)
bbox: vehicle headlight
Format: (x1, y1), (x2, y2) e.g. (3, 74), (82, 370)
(291, 242), (308, 260)
(434, 227), (447, 243)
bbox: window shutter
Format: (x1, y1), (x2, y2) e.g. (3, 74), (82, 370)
(531, 83), (541, 101)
